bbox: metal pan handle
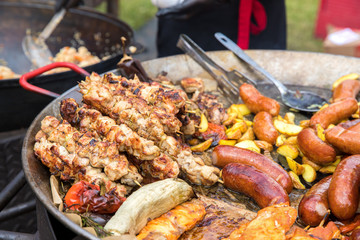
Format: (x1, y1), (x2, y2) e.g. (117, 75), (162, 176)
(19, 62), (90, 98)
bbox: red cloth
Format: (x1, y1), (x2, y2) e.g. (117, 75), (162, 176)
(237, 0), (267, 49)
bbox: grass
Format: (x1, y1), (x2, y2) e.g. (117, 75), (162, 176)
(97, 0), (323, 52)
(285, 0), (323, 52)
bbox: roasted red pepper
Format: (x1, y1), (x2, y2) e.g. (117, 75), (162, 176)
(64, 181), (125, 214)
(195, 122), (227, 146)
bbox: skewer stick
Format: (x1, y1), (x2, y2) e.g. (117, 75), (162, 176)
(134, 180), (142, 187)
(217, 179), (224, 184)
(319, 209), (331, 227)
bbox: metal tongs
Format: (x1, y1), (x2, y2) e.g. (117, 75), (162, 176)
(177, 34), (255, 102)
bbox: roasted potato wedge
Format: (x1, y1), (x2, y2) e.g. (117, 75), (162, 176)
(274, 119), (303, 136)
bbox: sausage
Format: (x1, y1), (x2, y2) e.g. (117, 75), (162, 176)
(253, 111), (278, 145)
(309, 98), (358, 129)
(212, 145), (293, 193)
(222, 163), (289, 208)
(351, 227), (360, 240)
(328, 155), (360, 220)
(338, 119), (360, 129)
(239, 83), (280, 116)
(297, 128), (336, 165)
(348, 122), (360, 133)
(298, 176), (332, 226)
(332, 79), (360, 102)
(325, 125), (360, 154)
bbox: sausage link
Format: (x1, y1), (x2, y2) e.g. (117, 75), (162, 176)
(338, 119), (360, 129)
(297, 128), (336, 165)
(239, 83), (280, 116)
(309, 98), (358, 129)
(253, 111), (278, 145)
(332, 79), (360, 102)
(325, 125), (360, 154)
(212, 145), (293, 193)
(298, 176), (332, 226)
(222, 163), (289, 208)
(328, 155), (360, 220)
(350, 227), (360, 240)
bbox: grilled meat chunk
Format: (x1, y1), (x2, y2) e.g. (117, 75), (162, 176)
(181, 77), (204, 93)
(192, 92), (228, 125)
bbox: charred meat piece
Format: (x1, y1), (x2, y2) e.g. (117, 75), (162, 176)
(193, 92), (228, 125)
(181, 77), (204, 93)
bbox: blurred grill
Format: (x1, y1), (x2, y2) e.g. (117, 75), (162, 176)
(0, 130), (80, 240)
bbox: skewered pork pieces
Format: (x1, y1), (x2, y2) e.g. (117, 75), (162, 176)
(34, 116), (143, 196)
(79, 73), (220, 186)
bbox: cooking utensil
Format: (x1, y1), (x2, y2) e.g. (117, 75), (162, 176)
(215, 32), (328, 112)
(22, 8), (66, 68)
(177, 34), (256, 102)
(0, 2), (138, 132)
(22, 51), (360, 239)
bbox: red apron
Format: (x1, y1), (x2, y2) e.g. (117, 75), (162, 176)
(237, 0), (267, 49)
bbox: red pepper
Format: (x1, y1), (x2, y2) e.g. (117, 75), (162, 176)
(64, 181), (125, 214)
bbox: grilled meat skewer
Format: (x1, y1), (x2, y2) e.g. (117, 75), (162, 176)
(60, 98), (161, 160)
(80, 73), (182, 139)
(60, 98), (180, 180)
(34, 116), (143, 196)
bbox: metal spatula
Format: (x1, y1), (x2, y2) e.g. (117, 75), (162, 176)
(22, 8), (66, 68)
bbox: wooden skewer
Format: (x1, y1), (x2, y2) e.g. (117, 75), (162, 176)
(134, 180), (142, 187)
(319, 209), (331, 228)
(217, 179), (224, 184)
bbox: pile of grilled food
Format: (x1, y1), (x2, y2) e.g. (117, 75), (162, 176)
(33, 69), (360, 239)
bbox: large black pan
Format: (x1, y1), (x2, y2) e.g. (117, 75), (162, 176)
(0, 1), (139, 132)
(22, 50), (360, 239)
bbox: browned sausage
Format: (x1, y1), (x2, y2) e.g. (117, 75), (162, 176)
(239, 83), (280, 116)
(297, 128), (336, 165)
(328, 155), (360, 220)
(253, 111), (278, 145)
(222, 163), (289, 208)
(212, 145), (293, 193)
(309, 98), (358, 129)
(325, 125), (360, 154)
(338, 119), (360, 129)
(351, 227), (360, 240)
(298, 176), (331, 226)
(332, 79), (360, 102)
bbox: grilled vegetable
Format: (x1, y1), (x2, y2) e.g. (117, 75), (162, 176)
(104, 178), (194, 235)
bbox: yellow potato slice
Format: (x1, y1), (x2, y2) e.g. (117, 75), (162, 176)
(284, 112), (295, 124)
(219, 139), (237, 146)
(319, 165), (336, 174)
(302, 164), (317, 183)
(191, 138), (213, 152)
(235, 140), (261, 153)
(275, 134), (287, 147)
(316, 124), (326, 142)
(198, 113), (208, 133)
(302, 156), (321, 171)
(332, 73), (360, 90)
(286, 157), (304, 175)
(274, 119), (303, 136)
(238, 127), (255, 141)
(277, 144), (299, 159)
(289, 171), (305, 190)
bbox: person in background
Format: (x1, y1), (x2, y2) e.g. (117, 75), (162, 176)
(152, 0), (287, 57)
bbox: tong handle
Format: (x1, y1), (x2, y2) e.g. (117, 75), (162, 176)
(19, 62), (90, 98)
(177, 34), (239, 99)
